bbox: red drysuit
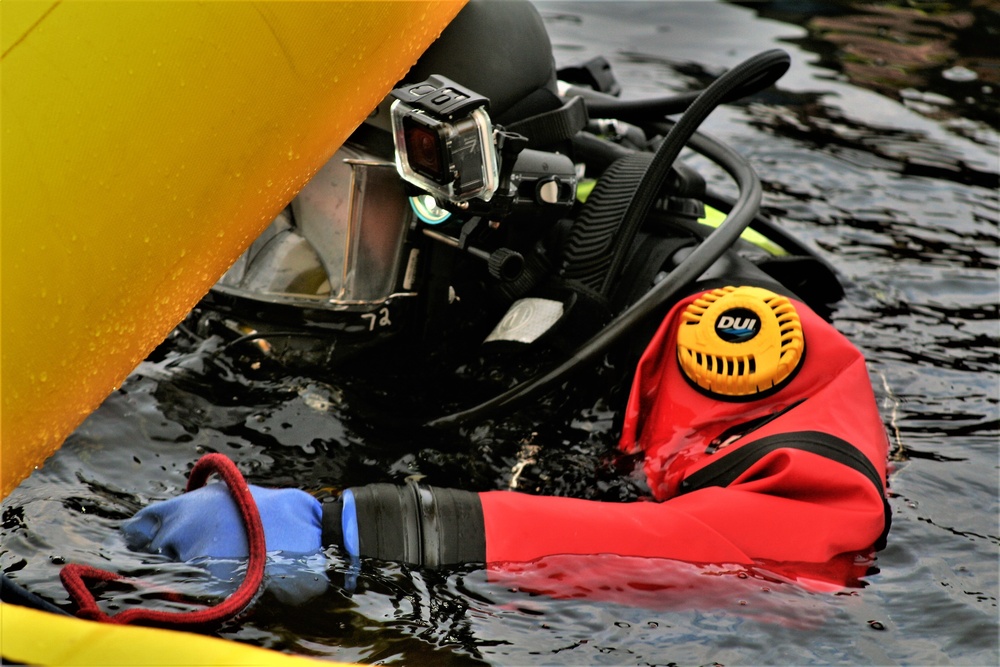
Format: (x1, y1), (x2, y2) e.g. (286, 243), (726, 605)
(479, 289), (890, 571)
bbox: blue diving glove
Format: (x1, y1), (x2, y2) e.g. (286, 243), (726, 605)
(122, 483), (323, 561)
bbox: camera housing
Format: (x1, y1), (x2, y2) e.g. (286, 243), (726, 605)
(390, 75), (499, 203)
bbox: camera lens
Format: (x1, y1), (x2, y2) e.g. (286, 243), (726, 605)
(404, 119), (447, 184)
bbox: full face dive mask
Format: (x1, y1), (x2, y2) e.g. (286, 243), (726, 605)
(214, 143), (414, 312)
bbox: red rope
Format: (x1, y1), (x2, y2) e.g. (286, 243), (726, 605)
(60, 453), (267, 628)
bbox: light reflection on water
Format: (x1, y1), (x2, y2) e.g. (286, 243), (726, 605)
(2, 1), (998, 665)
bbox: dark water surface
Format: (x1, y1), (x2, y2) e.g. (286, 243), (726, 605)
(3, 2), (998, 665)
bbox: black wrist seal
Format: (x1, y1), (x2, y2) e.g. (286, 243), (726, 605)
(322, 483), (486, 567)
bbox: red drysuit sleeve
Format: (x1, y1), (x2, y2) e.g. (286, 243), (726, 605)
(480, 445), (886, 565)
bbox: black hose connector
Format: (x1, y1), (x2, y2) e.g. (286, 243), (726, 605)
(488, 247), (526, 282)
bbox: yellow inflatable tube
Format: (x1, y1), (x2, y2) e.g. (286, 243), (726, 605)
(1, 602), (352, 667)
(3, 2), (463, 664)
(2, 0), (465, 499)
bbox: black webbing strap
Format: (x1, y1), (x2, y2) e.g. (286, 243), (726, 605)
(505, 95), (589, 148)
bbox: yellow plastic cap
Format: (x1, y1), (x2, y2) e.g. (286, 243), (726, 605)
(677, 286), (804, 396)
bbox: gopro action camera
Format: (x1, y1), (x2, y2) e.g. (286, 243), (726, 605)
(390, 75), (500, 204)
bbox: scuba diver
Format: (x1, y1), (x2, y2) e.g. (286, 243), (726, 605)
(120, 0), (890, 600)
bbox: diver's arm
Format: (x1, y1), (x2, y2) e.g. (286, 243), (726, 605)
(123, 462), (882, 570)
(122, 449), (885, 570)
(478, 447), (887, 565)
(326, 443), (886, 568)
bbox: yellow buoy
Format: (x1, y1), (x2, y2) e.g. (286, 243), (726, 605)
(0, 601), (354, 666)
(1, 0), (466, 498)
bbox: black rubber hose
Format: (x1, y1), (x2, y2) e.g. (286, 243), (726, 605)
(600, 49), (790, 293)
(426, 50), (790, 429)
(575, 51), (789, 123)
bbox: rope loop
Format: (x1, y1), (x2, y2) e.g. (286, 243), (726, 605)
(60, 453), (267, 628)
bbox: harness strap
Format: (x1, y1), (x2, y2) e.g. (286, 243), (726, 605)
(505, 95), (588, 148)
(60, 453), (266, 627)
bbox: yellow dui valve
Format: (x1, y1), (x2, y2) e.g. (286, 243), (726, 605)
(677, 286), (804, 397)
